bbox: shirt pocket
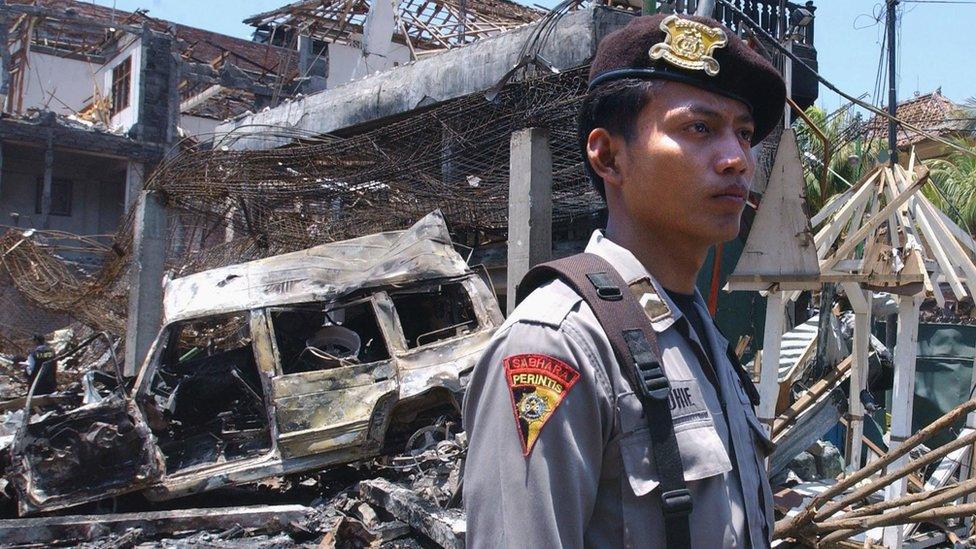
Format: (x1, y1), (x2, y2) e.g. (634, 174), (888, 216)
(617, 392), (733, 497)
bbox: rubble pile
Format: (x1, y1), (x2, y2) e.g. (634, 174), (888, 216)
(0, 427), (467, 547)
(0, 324), (120, 400)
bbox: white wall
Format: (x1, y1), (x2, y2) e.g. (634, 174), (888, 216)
(326, 38), (412, 89)
(19, 51), (97, 115)
(179, 114), (220, 139)
(96, 36), (142, 133)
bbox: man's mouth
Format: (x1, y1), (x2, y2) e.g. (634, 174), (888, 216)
(712, 185), (749, 203)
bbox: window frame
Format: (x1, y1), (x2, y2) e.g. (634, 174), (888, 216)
(386, 278), (483, 352)
(110, 56), (132, 116)
(34, 177), (73, 216)
(266, 296), (394, 377)
(136, 310), (256, 402)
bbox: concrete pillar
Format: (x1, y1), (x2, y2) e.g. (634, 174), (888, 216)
(39, 135), (53, 228)
(506, 127), (552, 314)
(882, 293), (922, 548)
(0, 0), (10, 112)
(124, 161), (144, 212)
(136, 27), (179, 146)
(124, 190), (167, 378)
(758, 291), (786, 437)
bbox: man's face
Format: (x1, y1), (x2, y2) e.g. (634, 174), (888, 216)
(610, 81), (756, 246)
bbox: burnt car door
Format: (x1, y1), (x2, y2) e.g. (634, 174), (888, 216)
(266, 297), (399, 459)
(7, 333), (166, 515)
(382, 277), (502, 399)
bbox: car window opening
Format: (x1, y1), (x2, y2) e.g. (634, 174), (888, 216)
(272, 300), (391, 375)
(141, 312), (272, 473)
(390, 282), (479, 349)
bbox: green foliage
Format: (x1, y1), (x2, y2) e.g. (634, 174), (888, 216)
(961, 97), (976, 134)
(793, 106), (882, 215)
(924, 139), (976, 235)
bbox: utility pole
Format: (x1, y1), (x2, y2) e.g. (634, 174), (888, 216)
(780, 0), (791, 127)
(695, 0), (716, 17)
(886, 0), (899, 166)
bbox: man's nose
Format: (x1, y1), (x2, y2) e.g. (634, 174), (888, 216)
(714, 133), (750, 175)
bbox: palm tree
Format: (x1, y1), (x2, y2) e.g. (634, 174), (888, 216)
(960, 97), (976, 134)
(923, 140), (976, 235)
(794, 105), (883, 215)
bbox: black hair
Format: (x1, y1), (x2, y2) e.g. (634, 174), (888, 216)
(576, 79), (663, 201)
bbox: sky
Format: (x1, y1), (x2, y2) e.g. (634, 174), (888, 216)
(89, 0), (975, 109)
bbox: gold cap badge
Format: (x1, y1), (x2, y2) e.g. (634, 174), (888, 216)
(648, 14), (728, 77)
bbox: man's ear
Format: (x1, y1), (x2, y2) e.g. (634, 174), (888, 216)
(586, 128), (624, 191)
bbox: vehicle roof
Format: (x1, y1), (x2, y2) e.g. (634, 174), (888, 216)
(162, 211), (471, 324)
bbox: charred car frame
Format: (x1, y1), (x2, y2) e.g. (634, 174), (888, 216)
(7, 212), (503, 515)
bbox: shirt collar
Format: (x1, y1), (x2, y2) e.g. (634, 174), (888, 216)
(583, 230), (686, 332)
(583, 230), (732, 354)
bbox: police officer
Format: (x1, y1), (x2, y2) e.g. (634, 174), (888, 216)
(463, 12), (785, 548)
(25, 334), (57, 395)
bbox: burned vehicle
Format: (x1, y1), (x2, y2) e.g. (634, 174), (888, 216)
(7, 211), (503, 515)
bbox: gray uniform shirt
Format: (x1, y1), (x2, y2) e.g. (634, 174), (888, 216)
(463, 230), (774, 548)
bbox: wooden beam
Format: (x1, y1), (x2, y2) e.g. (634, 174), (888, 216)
(883, 293), (923, 548)
(759, 292), (786, 435)
(773, 354), (853, 438)
(842, 282), (872, 472)
(0, 4), (143, 35)
(911, 179), (976, 299)
(814, 171), (877, 258)
(821, 168), (928, 271)
(890, 167), (968, 299)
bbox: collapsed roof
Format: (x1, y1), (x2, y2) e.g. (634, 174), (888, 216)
(3, 0), (297, 121)
(864, 89), (973, 149)
(244, 0), (543, 53)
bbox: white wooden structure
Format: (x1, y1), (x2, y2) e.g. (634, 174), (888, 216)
(727, 129), (821, 434)
(731, 144), (976, 547)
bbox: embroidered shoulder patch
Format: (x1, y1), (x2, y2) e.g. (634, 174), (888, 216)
(629, 278), (672, 321)
(504, 354), (580, 456)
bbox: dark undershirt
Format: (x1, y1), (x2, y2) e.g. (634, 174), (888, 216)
(663, 288), (722, 395)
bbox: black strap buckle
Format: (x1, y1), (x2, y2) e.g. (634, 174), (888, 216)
(586, 272), (623, 301)
(661, 488), (693, 517)
(624, 330), (670, 400)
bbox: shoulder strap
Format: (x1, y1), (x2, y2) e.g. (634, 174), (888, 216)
(517, 253), (692, 549)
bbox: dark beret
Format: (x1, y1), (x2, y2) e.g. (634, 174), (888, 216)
(589, 13), (786, 145)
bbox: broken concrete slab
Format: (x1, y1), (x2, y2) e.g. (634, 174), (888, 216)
(215, 6), (633, 151)
(359, 478), (465, 549)
(0, 504), (311, 545)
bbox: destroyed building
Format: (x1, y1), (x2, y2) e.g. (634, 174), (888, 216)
(0, 0), (556, 355)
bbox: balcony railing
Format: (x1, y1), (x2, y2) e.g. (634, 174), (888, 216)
(658, 0), (816, 47)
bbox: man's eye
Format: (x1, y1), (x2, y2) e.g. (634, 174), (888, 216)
(690, 122), (709, 133)
(739, 128), (755, 141)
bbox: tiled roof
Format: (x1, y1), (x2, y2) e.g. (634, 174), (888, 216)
(864, 89), (973, 148)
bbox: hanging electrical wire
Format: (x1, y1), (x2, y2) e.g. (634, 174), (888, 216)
(717, 0), (976, 159)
